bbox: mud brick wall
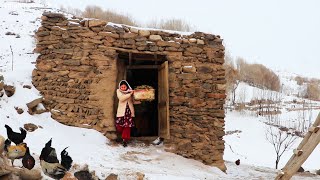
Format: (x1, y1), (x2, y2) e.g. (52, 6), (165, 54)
(32, 12), (227, 171)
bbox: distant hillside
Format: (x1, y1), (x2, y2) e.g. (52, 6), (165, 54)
(224, 56), (320, 103)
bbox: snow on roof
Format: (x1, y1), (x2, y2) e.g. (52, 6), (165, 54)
(68, 21), (80, 25)
(107, 22), (194, 36)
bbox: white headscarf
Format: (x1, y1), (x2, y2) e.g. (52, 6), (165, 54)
(118, 80), (132, 94)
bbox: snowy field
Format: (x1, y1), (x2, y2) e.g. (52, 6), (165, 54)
(1, 0), (320, 179)
(224, 75), (320, 178)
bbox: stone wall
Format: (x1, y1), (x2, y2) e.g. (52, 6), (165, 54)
(33, 12), (226, 171)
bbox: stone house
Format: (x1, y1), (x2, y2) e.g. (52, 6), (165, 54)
(32, 12), (227, 171)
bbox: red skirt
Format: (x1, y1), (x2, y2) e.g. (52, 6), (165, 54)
(116, 103), (134, 141)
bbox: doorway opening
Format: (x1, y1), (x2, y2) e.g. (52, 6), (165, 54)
(116, 52), (170, 139)
(127, 68), (158, 137)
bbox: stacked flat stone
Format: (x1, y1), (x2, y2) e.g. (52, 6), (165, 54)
(32, 12), (226, 171)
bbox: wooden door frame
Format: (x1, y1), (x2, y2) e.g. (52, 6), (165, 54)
(116, 51), (170, 139)
(158, 61), (170, 139)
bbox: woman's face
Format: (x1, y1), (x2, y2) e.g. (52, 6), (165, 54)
(120, 84), (128, 91)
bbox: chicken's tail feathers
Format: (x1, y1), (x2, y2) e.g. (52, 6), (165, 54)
(19, 127), (27, 139)
(61, 147), (73, 170)
(4, 139), (11, 152)
(4, 124), (12, 131)
(5, 139), (11, 145)
(19, 127), (26, 133)
(25, 147), (30, 155)
(40, 138), (53, 161)
(45, 138), (52, 148)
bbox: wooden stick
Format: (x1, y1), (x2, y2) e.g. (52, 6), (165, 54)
(282, 113), (320, 165)
(275, 113), (320, 180)
(308, 126), (320, 133)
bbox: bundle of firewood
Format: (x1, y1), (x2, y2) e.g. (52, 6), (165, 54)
(134, 85), (155, 101)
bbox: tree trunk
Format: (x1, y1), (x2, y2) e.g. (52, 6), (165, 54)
(232, 89), (236, 105)
(276, 156), (280, 169)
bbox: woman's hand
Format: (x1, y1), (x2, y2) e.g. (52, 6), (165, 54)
(134, 100), (141, 104)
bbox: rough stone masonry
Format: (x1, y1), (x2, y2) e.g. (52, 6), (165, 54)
(32, 12), (227, 171)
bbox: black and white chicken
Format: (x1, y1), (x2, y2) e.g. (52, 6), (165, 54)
(40, 139), (73, 179)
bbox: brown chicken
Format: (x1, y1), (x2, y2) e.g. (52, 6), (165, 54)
(22, 147), (35, 170)
(4, 139), (27, 166)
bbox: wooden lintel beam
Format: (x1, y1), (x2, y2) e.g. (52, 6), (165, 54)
(109, 47), (167, 55)
(131, 57), (160, 61)
(127, 65), (159, 69)
(119, 56), (163, 61)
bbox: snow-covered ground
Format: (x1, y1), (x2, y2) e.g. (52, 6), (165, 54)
(224, 111), (318, 169)
(224, 72), (320, 178)
(1, 0), (320, 179)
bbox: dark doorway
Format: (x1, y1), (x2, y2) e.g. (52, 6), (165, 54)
(127, 69), (158, 137)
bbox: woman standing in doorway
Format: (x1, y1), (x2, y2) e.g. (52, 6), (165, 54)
(116, 80), (137, 147)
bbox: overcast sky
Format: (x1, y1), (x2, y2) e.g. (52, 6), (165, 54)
(50, 0), (320, 78)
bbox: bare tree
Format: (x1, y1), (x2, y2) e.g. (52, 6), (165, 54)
(264, 90), (282, 125)
(236, 58), (280, 91)
(265, 127), (297, 169)
(305, 82), (320, 100)
(224, 54), (239, 106)
(308, 99), (313, 128)
(295, 100), (313, 133)
(256, 88), (267, 116)
(40, 0), (48, 6)
(82, 5), (137, 26)
(231, 80), (240, 106)
(59, 5), (82, 17)
(233, 86), (247, 113)
(302, 100), (306, 132)
(146, 18), (194, 31)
